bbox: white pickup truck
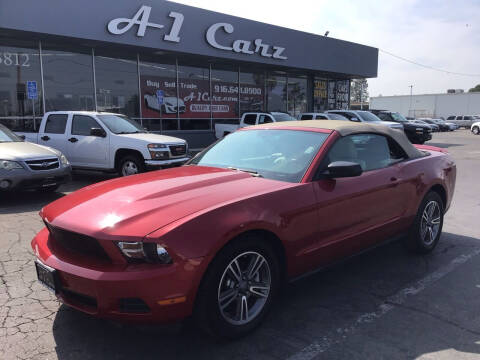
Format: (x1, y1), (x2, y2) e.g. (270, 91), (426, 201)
(215, 112), (296, 139)
(16, 111), (189, 176)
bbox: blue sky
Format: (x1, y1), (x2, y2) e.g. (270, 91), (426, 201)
(173, 0), (480, 98)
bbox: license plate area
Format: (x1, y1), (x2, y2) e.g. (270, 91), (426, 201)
(35, 260), (59, 293)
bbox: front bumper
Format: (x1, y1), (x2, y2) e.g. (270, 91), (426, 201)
(31, 227), (204, 323)
(145, 157), (190, 167)
(0, 165), (71, 190)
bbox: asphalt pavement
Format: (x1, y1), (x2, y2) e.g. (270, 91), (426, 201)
(0, 130), (479, 359)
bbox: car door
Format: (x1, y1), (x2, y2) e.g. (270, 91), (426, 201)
(308, 133), (411, 265)
(67, 114), (109, 168)
(455, 116), (464, 127)
(38, 113), (70, 156)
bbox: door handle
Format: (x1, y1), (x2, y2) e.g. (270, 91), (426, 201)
(41, 135), (50, 141)
(68, 137), (78, 143)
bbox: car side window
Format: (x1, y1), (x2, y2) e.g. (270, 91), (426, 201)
(243, 114), (257, 125)
(377, 113), (390, 121)
(301, 115), (313, 120)
(331, 111), (352, 120)
(72, 115), (102, 136)
(456, 116), (463, 120)
(326, 134), (407, 172)
(315, 115), (328, 120)
(258, 115), (273, 124)
(464, 116), (472, 120)
(44, 114), (68, 134)
(447, 116), (455, 120)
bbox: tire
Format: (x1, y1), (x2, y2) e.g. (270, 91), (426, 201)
(117, 154), (145, 177)
(405, 191), (444, 254)
(194, 235), (280, 339)
(472, 126), (480, 135)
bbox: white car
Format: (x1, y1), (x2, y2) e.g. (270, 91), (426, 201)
(298, 112), (349, 120)
(16, 111), (189, 176)
(144, 94), (186, 114)
(471, 121), (480, 135)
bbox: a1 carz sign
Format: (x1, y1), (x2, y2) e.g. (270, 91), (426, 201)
(141, 76), (263, 119)
(107, 5), (288, 60)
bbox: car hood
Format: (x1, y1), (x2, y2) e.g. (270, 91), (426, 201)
(41, 166), (293, 240)
(117, 132), (186, 144)
(0, 141), (59, 161)
(373, 121), (403, 128)
(405, 122), (431, 129)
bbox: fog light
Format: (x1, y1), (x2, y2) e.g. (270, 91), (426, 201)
(0, 180), (11, 189)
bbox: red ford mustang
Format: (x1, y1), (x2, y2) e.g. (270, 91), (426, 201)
(32, 120), (456, 338)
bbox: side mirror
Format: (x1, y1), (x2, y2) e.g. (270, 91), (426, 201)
(324, 161), (363, 178)
(90, 128), (106, 137)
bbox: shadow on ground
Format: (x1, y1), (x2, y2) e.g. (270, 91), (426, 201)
(51, 233), (480, 360)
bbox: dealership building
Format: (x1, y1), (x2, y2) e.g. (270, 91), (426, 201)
(0, 0), (378, 147)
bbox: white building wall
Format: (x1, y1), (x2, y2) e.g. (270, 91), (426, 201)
(370, 93), (480, 118)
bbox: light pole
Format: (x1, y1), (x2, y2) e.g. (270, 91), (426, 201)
(409, 85), (413, 117)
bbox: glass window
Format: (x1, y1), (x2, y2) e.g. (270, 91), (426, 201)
(327, 134), (406, 172)
(72, 115), (101, 136)
(301, 115), (313, 120)
(95, 51), (139, 118)
(190, 129), (329, 183)
(335, 80), (350, 109)
(97, 114), (144, 134)
(313, 79), (328, 112)
(240, 71), (265, 114)
(267, 73), (287, 112)
(447, 116), (455, 120)
(44, 114), (67, 134)
(315, 115), (328, 120)
(327, 81), (336, 110)
(0, 38), (43, 132)
(287, 76), (308, 118)
(139, 55), (178, 131)
(258, 114), (273, 124)
(272, 113), (296, 122)
(464, 116), (473, 120)
(357, 111), (382, 122)
(211, 66), (238, 120)
(0, 124), (23, 142)
(243, 114), (257, 125)
(178, 64), (211, 130)
(42, 44), (94, 112)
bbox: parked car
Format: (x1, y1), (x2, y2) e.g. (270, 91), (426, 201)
(215, 112), (295, 139)
(0, 124), (71, 192)
(411, 119), (440, 132)
(144, 94), (186, 114)
(471, 121), (480, 135)
(370, 110), (432, 144)
(32, 120), (456, 339)
(326, 110), (404, 130)
(419, 118), (450, 132)
(298, 112), (349, 121)
(446, 115), (476, 129)
(15, 112), (189, 176)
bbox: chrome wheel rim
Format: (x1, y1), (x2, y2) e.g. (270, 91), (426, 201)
(122, 161), (138, 176)
(218, 252), (271, 326)
(420, 200), (441, 246)
(474, 127), (479, 135)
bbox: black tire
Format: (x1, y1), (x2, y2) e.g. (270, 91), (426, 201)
(472, 126), (480, 135)
(405, 191), (444, 254)
(117, 154), (145, 177)
(38, 184), (60, 193)
(194, 235), (280, 339)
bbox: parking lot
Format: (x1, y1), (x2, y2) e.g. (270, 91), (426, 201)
(1, 129), (479, 360)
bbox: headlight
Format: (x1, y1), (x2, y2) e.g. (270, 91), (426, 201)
(148, 144), (167, 150)
(60, 154), (70, 166)
(0, 160), (22, 171)
(116, 241), (172, 264)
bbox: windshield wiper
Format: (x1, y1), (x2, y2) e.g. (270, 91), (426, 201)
(116, 131), (145, 135)
(227, 167), (263, 178)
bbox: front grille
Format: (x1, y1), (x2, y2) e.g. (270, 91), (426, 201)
(46, 223), (110, 262)
(169, 144), (187, 157)
(26, 158), (59, 171)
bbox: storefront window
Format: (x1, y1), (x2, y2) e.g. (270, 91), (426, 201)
(328, 80), (337, 110)
(266, 73), (287, 113)
(0, 38), (42, 132)
(335, 80), (350, 110)
(139, 55), (177, 131)
(313, 78), (328, 112)
(240, 70), (265, 115)
(178, 64), (211, 130)
(95, 51), (139, 118)
(42, 44), (95, 112)
(211, 66), (239, 126)
(287, 76), (308, 118)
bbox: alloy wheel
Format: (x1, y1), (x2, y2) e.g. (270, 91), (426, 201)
(218, 252), (271, 326)
(122, 161), (139, 176)
(420, 200), (441, 246)
(473, 127), (480, 135)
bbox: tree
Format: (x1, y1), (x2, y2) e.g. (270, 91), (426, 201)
(350, 79), (369, 103)
(469, 84), (480, 92)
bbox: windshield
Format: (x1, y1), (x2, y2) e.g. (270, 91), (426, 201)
(272, 113), (296, 122)
(358, 111), (382, 122)
(0, 125), (22, 142)
(97, 115), (146, 134)
(189, 129), (329, 183)
(390, 112), (408, 122)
